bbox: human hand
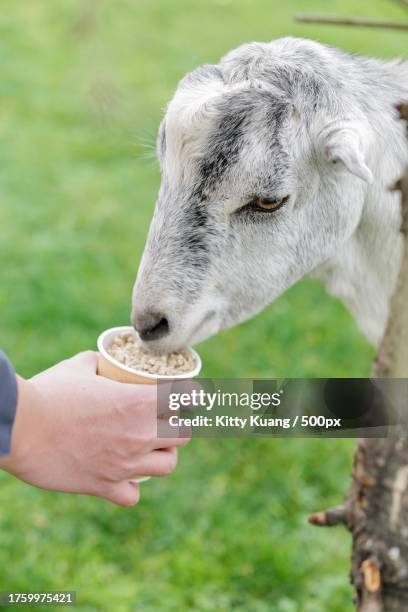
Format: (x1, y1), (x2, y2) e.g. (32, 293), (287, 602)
(0, 351), (189, 507)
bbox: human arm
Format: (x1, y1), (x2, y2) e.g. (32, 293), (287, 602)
(0, 351), (189, 507)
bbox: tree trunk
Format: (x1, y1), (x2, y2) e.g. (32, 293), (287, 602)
(310, 104), (408, 611)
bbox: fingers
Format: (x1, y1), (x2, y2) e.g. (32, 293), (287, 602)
(149, 434), (191, 451)
(129, 448), (178, 477)
(157, 380), (202, 416)
(69, 350), (99, 372)
(111, 384), (192, 448)
(102, 481), (141, 508)
(120, 381), (200, 418)
(98, 448), (181, 505)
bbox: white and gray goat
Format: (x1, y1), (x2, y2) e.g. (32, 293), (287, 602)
(131, 37), (408, 352)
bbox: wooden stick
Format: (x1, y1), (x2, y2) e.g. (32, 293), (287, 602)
(295, 15), (408, 30)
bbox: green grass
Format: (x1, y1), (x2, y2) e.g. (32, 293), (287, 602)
(0, 0), (406, 610)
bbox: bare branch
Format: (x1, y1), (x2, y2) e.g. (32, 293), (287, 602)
(309, 504), (349, 527)
(295, 15), (408, 30)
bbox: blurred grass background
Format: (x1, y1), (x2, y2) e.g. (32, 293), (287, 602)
(0, 0), (406, 610)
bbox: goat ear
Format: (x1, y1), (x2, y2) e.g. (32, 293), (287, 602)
(321, 122), (374, 184)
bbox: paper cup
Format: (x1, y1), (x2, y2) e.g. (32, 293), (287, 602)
(97, 326), (202, 383)
(96, 326), (202, 483)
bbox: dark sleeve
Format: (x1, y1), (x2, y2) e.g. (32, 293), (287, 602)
(0, 351), (18, 456)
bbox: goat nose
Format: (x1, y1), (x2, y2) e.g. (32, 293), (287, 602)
(133, 311), (170, 342)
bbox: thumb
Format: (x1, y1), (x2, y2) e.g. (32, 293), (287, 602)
(30, 350), (99, 382)
(68, 350), (99, 373)
(102, 481), (141, 508)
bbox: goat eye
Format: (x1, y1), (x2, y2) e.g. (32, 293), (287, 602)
(252, 195), (289, 212)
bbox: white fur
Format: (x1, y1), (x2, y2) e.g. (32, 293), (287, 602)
(132, 38), (408, 351)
